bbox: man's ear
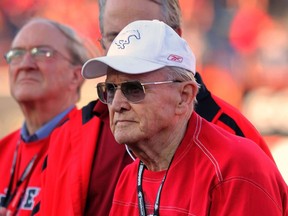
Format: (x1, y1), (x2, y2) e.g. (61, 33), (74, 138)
(71, 65), (85, 89)
(175, 82), (197, 115)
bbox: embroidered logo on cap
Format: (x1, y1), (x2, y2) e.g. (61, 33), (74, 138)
(167, 54), (183, 63)
(115, 30), (141, 49)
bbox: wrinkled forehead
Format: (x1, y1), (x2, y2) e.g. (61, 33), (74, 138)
(12, 20), (68, 49)
(103, 0), (163, 36)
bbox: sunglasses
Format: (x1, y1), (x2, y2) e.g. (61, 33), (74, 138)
(97, 80), (181, 104)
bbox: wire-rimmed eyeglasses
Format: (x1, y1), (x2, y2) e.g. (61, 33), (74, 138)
(4, 46), (73, 65)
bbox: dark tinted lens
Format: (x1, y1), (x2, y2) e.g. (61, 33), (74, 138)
(97, 81), (145, 104)
(121, 81), (145, 103)
(97, 82), (116, 104)
(106, 83), (117, 104)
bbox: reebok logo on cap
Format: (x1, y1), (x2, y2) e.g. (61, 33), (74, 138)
(168, 54), (183, 63)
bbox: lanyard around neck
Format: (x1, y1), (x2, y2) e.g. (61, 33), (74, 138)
(1, 140), (39, 211)
(137, 160), (172, 216)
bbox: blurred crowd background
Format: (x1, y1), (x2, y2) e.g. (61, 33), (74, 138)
(0, 0), (287, 181)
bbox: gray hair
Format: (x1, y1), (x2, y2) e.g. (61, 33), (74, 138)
(98, 0), (181, 35)
(166, 66), (195, 81)
(166, 66), (200, 104)
(26, 17), (97, 66)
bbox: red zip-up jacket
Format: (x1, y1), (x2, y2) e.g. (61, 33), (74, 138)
(194, 73), (274, 161)
(35, 101), (132, 216)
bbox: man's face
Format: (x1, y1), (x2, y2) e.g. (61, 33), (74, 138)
(8, 21), (77, 104)
(102, 0), (162, 52)
(106, 68), (181, 145)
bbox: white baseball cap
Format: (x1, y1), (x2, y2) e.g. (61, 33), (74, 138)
(82, 20), (196, 79)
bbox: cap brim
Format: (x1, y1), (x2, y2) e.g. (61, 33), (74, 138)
(82, 56), (165, 79)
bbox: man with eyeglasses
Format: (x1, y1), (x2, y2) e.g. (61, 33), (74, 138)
(84, 19), (288, 215)
(0, 17), (95, 216)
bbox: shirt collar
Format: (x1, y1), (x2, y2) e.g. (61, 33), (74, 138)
(21, 105), (75, 142)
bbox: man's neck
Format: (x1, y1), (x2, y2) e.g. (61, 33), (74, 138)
(19, 101), (73, 135)
(130, 122), (187, 172)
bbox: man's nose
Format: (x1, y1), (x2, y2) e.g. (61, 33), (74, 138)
(19, 52), (37, 66)
(109, 88), (130, 111)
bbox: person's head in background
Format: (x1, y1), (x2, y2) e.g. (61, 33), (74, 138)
(98, 0), (182, 52)
(4, 17), (94, 134)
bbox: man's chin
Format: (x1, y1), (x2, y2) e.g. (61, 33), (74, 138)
(13, 94), (40, 103)
(114, 135), (128, 145)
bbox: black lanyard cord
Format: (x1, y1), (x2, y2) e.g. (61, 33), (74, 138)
(137, 157), (174, 216)
(1, 140), (38, 209)
(2, 140), (20, 207)
(5, 155), (38, 207)
(137, 162), (147, 216)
